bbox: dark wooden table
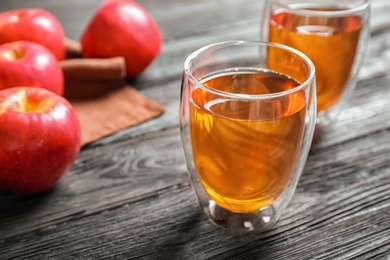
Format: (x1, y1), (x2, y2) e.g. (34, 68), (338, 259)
(1, 0), (390, 259)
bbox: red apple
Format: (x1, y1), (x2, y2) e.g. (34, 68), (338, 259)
(81, 0), (162, 77)
(0, 41), (64, 96)
(0, 87), (81, 195)
(0, 8), (65, 60)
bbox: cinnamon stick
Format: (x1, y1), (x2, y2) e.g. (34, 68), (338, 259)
(61, 57), (126, 80)
(64, 38), (83, 59)
(60, 57), (126, 100)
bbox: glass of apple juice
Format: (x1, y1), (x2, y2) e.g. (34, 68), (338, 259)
(261, 0), (370, 125)
(179, 41), (316, 234)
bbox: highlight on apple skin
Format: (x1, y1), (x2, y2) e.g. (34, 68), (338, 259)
(0, 41), (64, 96)
(0, 87), (81, 195)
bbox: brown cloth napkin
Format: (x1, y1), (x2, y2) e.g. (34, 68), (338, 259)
(61, 38), (165, 146)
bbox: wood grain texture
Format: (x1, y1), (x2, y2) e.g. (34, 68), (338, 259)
(1, 0), (390, 259)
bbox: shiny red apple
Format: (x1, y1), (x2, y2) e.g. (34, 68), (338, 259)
(0, 41), (64, 96)
(81, 0), (162, 77)
(0, 87), (81, 195)
(0, 8), (65, 60)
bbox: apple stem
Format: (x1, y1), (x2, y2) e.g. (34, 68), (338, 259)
(12, 49), (24, 59)
(0, 48), (24, 61)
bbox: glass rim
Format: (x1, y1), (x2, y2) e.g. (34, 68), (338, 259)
(272, 0), (369, 17)
(183, 40), (315, 100)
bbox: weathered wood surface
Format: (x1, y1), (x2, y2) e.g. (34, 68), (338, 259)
(1, 0), (390, 259)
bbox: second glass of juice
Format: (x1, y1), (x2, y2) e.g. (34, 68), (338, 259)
(261, 0), (370, 124)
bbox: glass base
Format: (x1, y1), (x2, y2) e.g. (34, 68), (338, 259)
(204, 200), (278, 235)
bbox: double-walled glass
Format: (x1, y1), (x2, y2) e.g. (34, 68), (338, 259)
(261, 0), (370, 124)
(180, 41), (316, 234)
